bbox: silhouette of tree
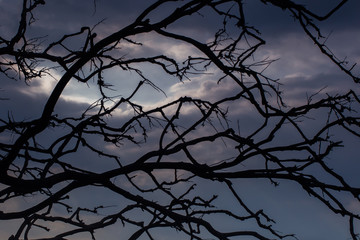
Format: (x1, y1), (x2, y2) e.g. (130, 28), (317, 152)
(0, 0), (359, 239)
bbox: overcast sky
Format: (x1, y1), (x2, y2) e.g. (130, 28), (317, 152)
(0, 0), (360, 239)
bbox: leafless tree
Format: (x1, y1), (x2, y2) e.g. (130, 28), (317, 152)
(0, 0), (360, 239)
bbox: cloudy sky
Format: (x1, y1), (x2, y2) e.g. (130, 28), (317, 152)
(0, 0), (360, 239)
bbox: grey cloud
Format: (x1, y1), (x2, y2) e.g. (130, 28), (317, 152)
(0, 76), (88, 122)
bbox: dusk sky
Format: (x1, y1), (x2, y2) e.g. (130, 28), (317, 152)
(0, 0), (360, 240)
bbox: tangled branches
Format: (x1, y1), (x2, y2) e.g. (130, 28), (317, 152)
(0, 0), (359, 239)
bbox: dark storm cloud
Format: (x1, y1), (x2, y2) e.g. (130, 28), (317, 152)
(0, 1), (23, 39)
(2, 0), (358, 46)
(243, 0), (360, 34)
